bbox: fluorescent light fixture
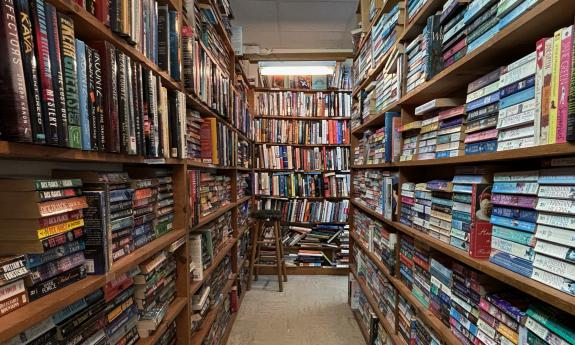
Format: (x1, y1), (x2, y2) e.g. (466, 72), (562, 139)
(259, 61), (335, 75)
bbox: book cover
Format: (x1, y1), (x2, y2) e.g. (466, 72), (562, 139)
(548, 29), (562, 144)
(312, 76), (327, 90)
(556, 26), (573, 143)
(75, 39), (90, 151)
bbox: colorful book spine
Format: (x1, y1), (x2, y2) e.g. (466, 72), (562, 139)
(540, 38), (553, 144)
(548, 29), (562, 144)
(556, 26), (574, 143)
(76, 39), (90, 151)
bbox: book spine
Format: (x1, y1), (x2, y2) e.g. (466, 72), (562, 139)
(168, 10), (179, 81)
(531, 267), (575, 296)
(85, 45), (98, 150)
(75, 39), (90, 150)
(534, 39), (546, 146)
(540, 38), (553, 144)
(549, 30), (562, 144)
(58, 13), (82, 148)
(0, 292), (28, 316)
(14, 0), (45, 143)
(91, 48), (105, 151)
(533, 253), (575, 281)
(45, 3), (68, 147)
(95, 0), (109, 26)
(0, 0), (32, 142)
(527, 307), (575, 344)
(557, 26), (573, 143)
(116, 50), (129, 153)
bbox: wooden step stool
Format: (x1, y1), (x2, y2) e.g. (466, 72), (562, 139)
(247, 209), (288, 292)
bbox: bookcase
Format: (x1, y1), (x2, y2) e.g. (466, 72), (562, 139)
(251, 84), (352, 275)
(0, 0), (254, 344)
(349, 0), (575, 345)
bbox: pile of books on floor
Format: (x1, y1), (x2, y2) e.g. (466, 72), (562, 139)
(0, 177), (89, 306)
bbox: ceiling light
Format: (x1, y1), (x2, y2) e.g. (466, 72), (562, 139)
(259, 61), (335, 75)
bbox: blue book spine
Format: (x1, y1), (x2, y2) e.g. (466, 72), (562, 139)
(453, 184), (474, 193)
(467, 91), (500, 112)
(490, 214), (536, 232)
(450, 307), (479, 335)
(450, 236), (469, 251)
(435, 150), (455, 158)
(489, 252), (534, 277)
(492, 182), (539, 195)
(168, 10), (180, 81)
(452, 210), (472, 223)
(499, 86), (535, 109)
(75, 39), (90, 151)
(464, 140), (498, 155)
(468, 24), (499, 52)
(497, 0), (538, 30)
(499, 75), (535, 98)
(492, 206), (537, 222)
(492, 225), (533, 246)
(384, 112), (400, 162)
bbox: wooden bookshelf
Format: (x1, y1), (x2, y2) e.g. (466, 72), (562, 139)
(397, 0), (444, 43)
(352, 310), (372, 345)
(137, 297), (188, 345)
(350, 102), (400, 135)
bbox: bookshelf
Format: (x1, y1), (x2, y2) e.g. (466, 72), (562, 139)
(350, 0), (575, 344)
(251, 86), (352, 274)
(0, 0), (254, 343)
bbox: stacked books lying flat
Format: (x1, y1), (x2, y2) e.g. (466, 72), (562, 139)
(282, 223), (347, 251)
(407, 0), (430, 21)
(353, 209), (396, 272)
(237, 139), (252, 169)
(254, 172), (349, 198)
(296, 249), (334, 267)
(360, 83), (377, 122)
(370, 3), (401, 66)
(200, 117), (237, 167)
(256, 198), (349, 224)
(0, 177), (89, 308)
(337, 228), (350, 268)
(255, 91), (352, 117)
(253, 119), (349, 145)
(440, 0), (468, 68)
(189, 211), (233, 282)
(350, 278), (381, 345)
(353, 112), (401, 164)
(104, 272), (140, 344)
(257, 145), (350, 171)
(374, 47), (403, 115)
(195, 171), (231, 218)
(135, 250), (177, 338)
(237, 173), (251, 200)
(404, 14), (442, 93)
(353, 170), (398, 220)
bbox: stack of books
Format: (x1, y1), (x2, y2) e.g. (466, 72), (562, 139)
(238, 139), (252, 168)
(440, 0), (468, 68)
(350, 279), (379, 344)
(373, 221), (397, 273)
(131, 178), (158, 249)
(412, 241), (431, 309)
(477, 292), (529, 345)
(370, 3), (401, 66)
(254, 119), (349, 145)
(0, 177), (88, 301)
(405, 33), (427, 93)
(531, 167), (575, 296)
(397, 294), (417, 344)
(399, 235), (414, 290)
(417, 115), (439, 160)
(489, 170), (539, 277)
(496, 52), (537, 151)
(353, 170), (398, 220)
(413, 183), (433, 233)
(374, 50), (402, 113)
(357, 39), (373, 83)
(199, 172), (231, 217)
(297, 249), (325, 267)
(186, 110), (202, 161)
(155, 173), (175, 238)
(399, 182), (416, 227)
(337, 227), (350, 268)
(191, 284), (210, 332)
(436, 105), (467, 158)
(407, 0), (430, 21)
(415, 98), (463, 160)
(525, 302), (575, 344)
(104, 272), (140, 344)
(254, 91), (352, 117)
(282, 225), (312, 247)
(427, 179), (454, 243)
(361, 85), (377, 122)
(398, 120), (422, 161)
(430, 257), (453, 326)
(412, 317), (441, 345)
(464, 0), (499, 54)
(464, 68), (502, 155)
(134, 251), (176, 338)
(205, 255), (232, 306)
(450, 172), (493, 258)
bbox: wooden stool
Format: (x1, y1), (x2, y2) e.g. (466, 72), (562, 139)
(247, 210), (287, 292)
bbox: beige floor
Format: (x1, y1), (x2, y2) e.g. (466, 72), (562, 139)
(227, 275), (366, 345)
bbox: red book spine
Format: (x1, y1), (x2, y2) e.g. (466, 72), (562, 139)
(469, 184), (493, 259)
(95, 0), (109, 26)
(557, 26), (574, 143)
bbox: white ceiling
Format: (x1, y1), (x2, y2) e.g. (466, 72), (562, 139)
(230, 0), (357, 50)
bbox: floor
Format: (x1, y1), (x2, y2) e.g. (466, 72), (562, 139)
(227, 275), (366, 345)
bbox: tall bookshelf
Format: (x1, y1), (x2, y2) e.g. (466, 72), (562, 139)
(251, 85), (352, 275)
(349, 0), (575, 344)
(0, 0), (254, 344)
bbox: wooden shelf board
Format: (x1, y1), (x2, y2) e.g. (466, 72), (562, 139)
(255, 116), (351, 120)
(136, 297), (187, 345)
(108, 228), (187, 281)
(190, 279), (204, 296)
(236, 195), (252, 204)
(192, 203), (236, 230)
(351, 200), (575, 316)
(398, 0), (444, 43)
(351, 102), (400, 135)
(398, 0), (575, 105)
(350, 267), (402, 345)
(190, 274), (237, 345)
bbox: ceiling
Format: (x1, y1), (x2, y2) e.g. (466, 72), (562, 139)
(230, 0), (357, 51)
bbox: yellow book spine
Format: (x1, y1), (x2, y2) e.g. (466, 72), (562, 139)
(549, 30), (562, 144)
(36, 219), (84, 240)
(210, 118), (219, 165)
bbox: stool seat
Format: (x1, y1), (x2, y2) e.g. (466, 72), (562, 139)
(251, 209), (282, 220)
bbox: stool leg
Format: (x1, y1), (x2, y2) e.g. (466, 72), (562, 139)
(274, 220), (283, 292)
(278, 227), (287, 282)
(247, 220), (260, 290)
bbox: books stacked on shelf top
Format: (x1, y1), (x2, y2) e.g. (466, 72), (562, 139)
(297, 249), (330, 267)
(407, 0), (430, 21)
(397, 294), (416, 344)
(449, 171), (493, 258)
(464, 68), (502, 155)
(489, 169), (539, 278)
(353, 170), (398, 220)
(496, 52), (538, 151)
(440, 0), (468, 68)
(329, 60), (353, 90)
(257, 145), (350, 171)
(134, 250), (177, 338)
(371, 3), (401, 66)
(199, 172), (232, 217)
(104, 271), (140, 344)
(532, 167), (575, 296)
(375, 48), (403, 114)
(52, 170), (137, 273)
(187, 109), (203, 162)
(257, 198), (349, 224)
(398, 120), (422, 161)
(254, 91), (352, 117)
(427, 179), (454, 243)
(253, 119), (349, 145)
(464, 0), (499, 54)
(435, 105), (467, 158)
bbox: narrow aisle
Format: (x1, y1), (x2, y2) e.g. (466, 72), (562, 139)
(227, 275), (365, 345)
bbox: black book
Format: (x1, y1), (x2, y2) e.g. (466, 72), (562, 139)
(14, 0), (45, 143)
(0, 0), (32, 142)
(168, 91), (178, 158)
(116, 50), (129, 153)
(45, 3), (69, 147)
(157, 5), (169, 72)
(86, 45), (98, 150)
(90, 47), (106, 150)
(133, 62), (144, 155)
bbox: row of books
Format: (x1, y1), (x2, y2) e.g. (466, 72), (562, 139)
(256, 198), (349, 224)
(231, 81), (252, 135)
(371, 3), (401, 68)
(254, 91), (352, 117)
(258, 72), (351, 90)
(3, 238), (184, 344)
(254, 172), (350, 198)
(353, 210), (396, 273)
(349, 275), (389, 345)
(253, 119), (350, 145)
(331, 61), (353, 90)
(256, 145), (350, 171)
(353, 112), (401, 165)
(403, 0), (540, 94)
(353, 170), (398, 221)
(407, 0), (430, 21)
(238, 139), (252, 169)
(237, 173), (251, 200)
(188, 170), (231, 225)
